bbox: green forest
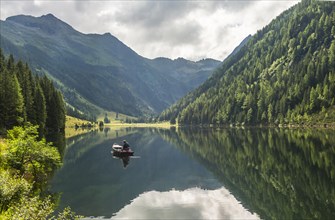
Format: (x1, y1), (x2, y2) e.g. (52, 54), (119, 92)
(0, 54), (78, 218)
(0, 49), (65, 134)
(159, 0), (335, 126)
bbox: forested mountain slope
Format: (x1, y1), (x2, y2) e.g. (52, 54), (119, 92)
(0, 51), (65, 133)
(0, 14), (220, 117)
(160, 0), (335, 125)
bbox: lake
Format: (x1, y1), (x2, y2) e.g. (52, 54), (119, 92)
(51, 127), (335, 219)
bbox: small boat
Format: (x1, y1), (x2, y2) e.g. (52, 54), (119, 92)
(112, 144), (134, 157)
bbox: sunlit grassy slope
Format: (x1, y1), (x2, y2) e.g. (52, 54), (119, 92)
(97, 112), (137, 124)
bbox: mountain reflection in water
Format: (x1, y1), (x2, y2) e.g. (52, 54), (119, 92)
(113, 187), (259, 220)
(52, 127), (335, 219)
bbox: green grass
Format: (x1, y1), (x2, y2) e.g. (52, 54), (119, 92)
(97, 112), (137, 124)
(65, 115), (96, 138)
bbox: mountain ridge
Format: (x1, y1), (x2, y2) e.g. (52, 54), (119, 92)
(159, 0), (335, 125)
(0, 14), (221, 117)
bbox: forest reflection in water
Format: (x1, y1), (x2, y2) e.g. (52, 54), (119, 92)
(161, 127), (335, 220)
(52, 127), (335, 219)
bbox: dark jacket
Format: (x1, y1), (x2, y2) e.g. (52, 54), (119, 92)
(123, 142), (130, 150)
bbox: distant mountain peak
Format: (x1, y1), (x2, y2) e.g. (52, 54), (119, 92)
(7, 13), (57, 23)
(174, 57), (188, 62)
(41, 13), (57, 19)
(6, 14), (32, 22)
(6, 14), (76, 35)
(1, 13), (221, 116)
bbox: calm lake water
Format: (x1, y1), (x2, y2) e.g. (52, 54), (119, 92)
(51, 127), (335, 219)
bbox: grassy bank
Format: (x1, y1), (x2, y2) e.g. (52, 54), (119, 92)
(65, 115), (94, 128)
(97, 112), (137, 124)
(65, 116), (97, 138)
(104, 121), (174, 129)
(65, 115), (175, 138)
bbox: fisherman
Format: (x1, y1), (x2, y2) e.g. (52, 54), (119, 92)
(122, 140), (130, 151)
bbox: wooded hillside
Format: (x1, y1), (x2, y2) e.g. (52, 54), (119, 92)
(160, 0), (335, 126)
(0, 50), (65, 134)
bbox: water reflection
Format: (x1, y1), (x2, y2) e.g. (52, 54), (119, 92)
(113, 187), (259, 219)
(46, 131), (66, 157)
(162, 127), (335, 220)
(112, 156), (131, 168)
(51, 128), (222, 217)
(52, 127), (335, 219)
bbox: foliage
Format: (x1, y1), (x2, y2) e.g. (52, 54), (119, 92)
(4, 125), (61, 185)
(0, 170), (31, 212)
(39, 75), (66, 132)
(2, 194), (82, 220)
(0, 55), (24, 131)
(1, 195), (54, 220)
(160, 0), (335, 126)
(0, 50), (66, 134)
(0, 125), (81, 219)
(104, 113), (111, 123)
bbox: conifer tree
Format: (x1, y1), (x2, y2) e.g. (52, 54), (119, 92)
(40, 76), (65, 131)
(0, 49), (65, 133)
(0, 69), (24, 130)
(33, 82), (47, 134)
(15, 61), (34, 123)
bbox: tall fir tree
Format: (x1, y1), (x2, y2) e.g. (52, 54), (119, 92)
(15, 61), (35, 123)
(0, 69), (24, 130)
(40, 75), (65, 132)
(33, 82), (47, 134)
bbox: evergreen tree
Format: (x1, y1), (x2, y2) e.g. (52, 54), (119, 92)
(33, 83), (47, 134)
(40, 76), (65, 132)
(0, 49), (65, 133)
(0, 69), (24, 130)
(15, 61), (35, 123)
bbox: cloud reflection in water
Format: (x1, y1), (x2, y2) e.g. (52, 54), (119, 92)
(112, 187), (260, 219)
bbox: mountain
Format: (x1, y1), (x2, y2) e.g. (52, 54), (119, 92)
(148, 57), (221, 90)
(228, 35), (251, 58)
(159, 0), (335, 125)
(0, 14), (221, 117)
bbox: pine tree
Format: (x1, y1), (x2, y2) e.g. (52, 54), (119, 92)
(33, 83), (47, 134)
(0, 69), (24, 130)
(15, 61), (34, 123)
(40, 76), (65, 131)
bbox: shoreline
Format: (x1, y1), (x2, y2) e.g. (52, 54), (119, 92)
(65, 120), (335, 139)
(65, 122), (175, 139)
(103, 121), (174, 129)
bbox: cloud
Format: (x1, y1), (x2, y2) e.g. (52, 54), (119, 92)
(111, 187), (260, 219)
(0, 0), (299, 61)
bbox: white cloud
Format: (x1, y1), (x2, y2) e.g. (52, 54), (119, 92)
(0, 0), (299, 61)
(111, 187), (260, 219)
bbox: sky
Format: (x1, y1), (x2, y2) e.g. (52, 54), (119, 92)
(0, 0), (299, 61)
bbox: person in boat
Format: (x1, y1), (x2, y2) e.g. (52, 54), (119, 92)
(122, 140), (130, 151)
